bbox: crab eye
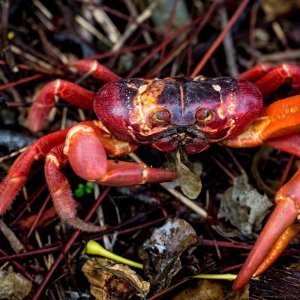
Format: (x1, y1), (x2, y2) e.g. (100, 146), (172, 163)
(196, 108), (214, 122)
(152, 109), (171, 124)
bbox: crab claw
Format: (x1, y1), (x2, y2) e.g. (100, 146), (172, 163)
(233, 170), (300, 290)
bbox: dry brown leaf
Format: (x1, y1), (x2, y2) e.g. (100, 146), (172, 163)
(0, 269), (32, 300)
(82, 258), (150, 300)
(216, 174), (272, 238)
(139, 218), (197, 293)
(176, 149), (202, 200)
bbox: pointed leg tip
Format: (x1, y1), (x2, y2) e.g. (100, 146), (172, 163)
(232, 281), (241, 291)
(232, 273), (250, 291)
(66, 218), (106, 232)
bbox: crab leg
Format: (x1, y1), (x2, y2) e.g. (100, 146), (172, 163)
(240, 63), (300, 97)
(45, 144), (103, 232)
(43, 123), (176, 231)
(28, 60), (120, 133)
(253, 224), (300, 277)
(28, 80), (96, 132)
(225, 95), (300, 148)
(232, 173), (300, 290)
(239, 63), (276, 82)
(224, 95), (300, 289)
(0, 128), (69, 214)
(70, 59), (121, 82)
(64, 123), (177, 185)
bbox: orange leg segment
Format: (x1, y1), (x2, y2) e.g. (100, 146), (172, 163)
(233, 197), (299, 290)
(226, 94), (300, 289)
(225, 95), (300, 148)
(233, 166), (300, 290)
(253, 224), (300, 277)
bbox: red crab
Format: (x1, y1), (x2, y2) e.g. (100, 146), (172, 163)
(1, 60), (300, 290)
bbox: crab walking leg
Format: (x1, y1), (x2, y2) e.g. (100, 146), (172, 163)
(253, 64), (300, 97)
(253, 224), (300, 277)
(224, 96), (300, 290)
(239, 63), (276, 82)
(28, 80), (96, 133)
(264, 133), (300, 157)
(96, 160), (177, 186)
(45, 144), (102, 232)
(64, 124), (177, 186)
(233, 170), (300, 290)
(0, 128), (69, 214)
(70, 59), (121, 82)
(239, 63), (300, 97)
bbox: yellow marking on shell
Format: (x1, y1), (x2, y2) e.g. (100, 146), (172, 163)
(223, 119), (236, 137)
(217, 106), (226, 119)
(212, 84), (221, 92)
(129, 80), (165, 135)
(179, 85), (185, 115)
(226, 93), (237, 115)
(204, 119), (236, 142)
(128, 84), (148, 127)
(46, 154), (60, 168)
(63, 125), (94, 155)
(137, 85), (149, 128)
(193, 75), (205, 81)
(126, 82), (139, 90)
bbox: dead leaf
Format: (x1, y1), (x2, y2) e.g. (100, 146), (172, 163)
(175, 149), (202, 200)
(82, 258), (150, 300)
(216, 174), (272, 238)
(262, 0), (300, 20)
(0, 269), (32, 300)
(139, 218), (197, 293)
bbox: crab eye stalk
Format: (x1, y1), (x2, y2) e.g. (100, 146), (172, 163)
(151, 109), (171, 126)
(196, 108), (214, 123)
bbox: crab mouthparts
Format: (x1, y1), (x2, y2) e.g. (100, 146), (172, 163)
(151, 128), (209, 154)
(171, 132), (193, 144)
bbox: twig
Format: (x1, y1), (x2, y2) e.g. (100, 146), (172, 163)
(219, 5), (238, 76)
(191, 0), (250, 76)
